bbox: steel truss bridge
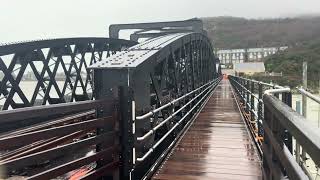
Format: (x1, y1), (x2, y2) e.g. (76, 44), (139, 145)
(0, 19), (319, 180)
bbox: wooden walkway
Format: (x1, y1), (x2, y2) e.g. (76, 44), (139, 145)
(152, 79), (262, 180)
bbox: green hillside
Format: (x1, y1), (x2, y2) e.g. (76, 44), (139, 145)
(202, 16), (320, 49)
(264, 42), (320, 90)
(202, 16), (320, 90)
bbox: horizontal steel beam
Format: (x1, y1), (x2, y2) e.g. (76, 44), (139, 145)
(0, 38), (137, 56)
(109, 19), (204, 39)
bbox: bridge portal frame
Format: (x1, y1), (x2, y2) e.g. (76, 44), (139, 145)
(90, 32), (218, 179)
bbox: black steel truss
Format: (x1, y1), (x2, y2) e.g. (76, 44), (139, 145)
(0, 38), (137, 110)
(91, 31), (219, 179)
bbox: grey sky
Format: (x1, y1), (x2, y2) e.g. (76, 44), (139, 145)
(0, 0), (319, 42)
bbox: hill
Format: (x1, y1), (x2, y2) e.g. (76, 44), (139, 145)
(264, 41), (320, 90)
(202, 16), (320, 90)
(202, 16), (320, 49)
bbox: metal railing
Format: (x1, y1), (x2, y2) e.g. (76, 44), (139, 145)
(0, 99), (118, 179)
(133, 77), (221, 174)
(297, 88), (320, 104)
(263, 93), (320, 180)
(133, 78), (221, 162)
(296, 87), (320, 178)
(229, 75), (320, 180)
(136, 80), (218, 141)
(229, 75), (292, 155)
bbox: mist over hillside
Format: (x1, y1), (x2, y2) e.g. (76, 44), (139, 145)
(202, 16), (320, 90)
(202, 16), (320, 49)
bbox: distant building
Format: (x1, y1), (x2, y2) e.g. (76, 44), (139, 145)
(216, 46), (288, 65)
(234, 62), (265, 76)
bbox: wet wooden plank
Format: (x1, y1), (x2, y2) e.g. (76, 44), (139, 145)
(152, 79), (262, 180)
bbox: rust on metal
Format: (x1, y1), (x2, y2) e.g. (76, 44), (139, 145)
(152, 79), (262, 180)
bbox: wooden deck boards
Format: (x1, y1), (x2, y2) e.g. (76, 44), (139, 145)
(152, 79), (262, 180)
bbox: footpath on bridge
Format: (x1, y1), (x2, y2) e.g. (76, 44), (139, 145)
(152, 79), (262, 180)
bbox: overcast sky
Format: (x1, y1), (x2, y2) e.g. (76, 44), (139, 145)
(0, 0), (319, 42)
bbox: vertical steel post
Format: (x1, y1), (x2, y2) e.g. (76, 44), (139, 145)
(238, 78), (242, 98)
(242, 79), (245, 101)
(239, 78), (242, 99)
(274, 86), (279, 99)
(119, 87), (134, 180)
(93, 69), (130, 180)
(250, 81), (255, 122)
(246, 80), (250, 113)
(258, 83), (263, 137)
(93, 69), (133, 180)
(282, 92), (293, 153)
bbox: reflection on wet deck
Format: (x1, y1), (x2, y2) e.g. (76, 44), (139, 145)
(152, 79), (262, 180)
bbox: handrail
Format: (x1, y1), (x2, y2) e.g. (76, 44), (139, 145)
(136, 79), (217, 120)
(229, 75), (292, 158)
(136, 78), (219, 162)
(136, 80), (218, 141)
(297, 88), (320, 104)
(265, 87), (291, 95)
(230, 77), (260, 100)
(230, 75), (282, 88)
(263, 94), (320, 179)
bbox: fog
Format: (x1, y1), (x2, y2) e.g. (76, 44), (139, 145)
(0, 0), (319, 42)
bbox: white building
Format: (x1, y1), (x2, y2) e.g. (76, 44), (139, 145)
(234, 62), (265, 76)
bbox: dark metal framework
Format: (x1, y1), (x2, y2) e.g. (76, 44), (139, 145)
(0, 38), (136, 110)
(0, 19), (220, 180)
(109, 18), (206, 41)
(91, 31), (219, 179)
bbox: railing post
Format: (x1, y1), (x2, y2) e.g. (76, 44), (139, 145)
(273, 86), (279, 99)
(242, 79), (245, 101)
(258, 83), (263, 137)
(240, 78), (243, 99)
(250, 81), (255, 123)
(281, 92), (293, 154)
(246, 80), (250, 113)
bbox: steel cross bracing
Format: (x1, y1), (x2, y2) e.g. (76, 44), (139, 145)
(0, 19), (219, 180)
(0, 38), (136, 110)
(90, 31), (218, 179)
